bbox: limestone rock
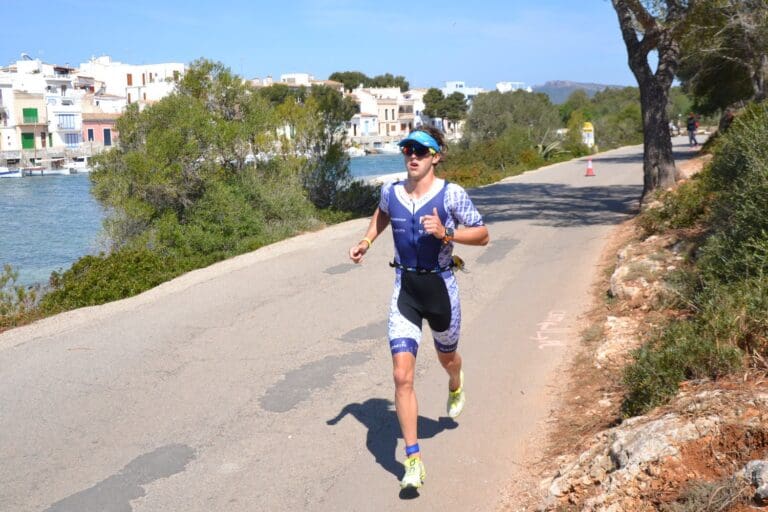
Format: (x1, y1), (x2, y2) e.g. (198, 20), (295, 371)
(595, 316), (639, 365)
(745, 460), (768, 504)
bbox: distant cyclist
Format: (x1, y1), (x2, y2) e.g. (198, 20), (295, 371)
(348, 126), (489, 489)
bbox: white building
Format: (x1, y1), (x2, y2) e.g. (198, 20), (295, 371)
(0, 54), (184, 163)
(251, 76), (274, 87)
(78, 55), (184, 108)
(279, 73), (314, 86)
(441, 81), (485, 103)
(347, 86), (417, 149)
(275, 73), (344, 94)
(0, 74), (15, 153)
(496, 81), (533, 93)
(348, 113), (379, 138)
(0, 55), (88, 157)
(401, 88), (431, 128)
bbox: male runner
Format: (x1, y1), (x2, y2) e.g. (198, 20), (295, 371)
(348, 127), (489, 489)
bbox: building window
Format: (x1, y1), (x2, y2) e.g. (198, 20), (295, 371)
(127, 73), (133, 86)
(127, 93), (131, 104)
(58, 114), (76, 129)
(22, 108), (38, 123)
(41, 132), (47, 148)
(48, 133), (53, 147)
(391, 109), (395, 120)
(65, 133), (81, 148)
(103, 128), (112, 146)
(21, 132), (35, 149)
(87, 128), (94, 141)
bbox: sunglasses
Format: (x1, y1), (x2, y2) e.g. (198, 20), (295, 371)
(401, 144), (436, 157)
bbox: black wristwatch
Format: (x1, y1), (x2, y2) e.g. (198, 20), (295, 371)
(442, 227), (454, 245)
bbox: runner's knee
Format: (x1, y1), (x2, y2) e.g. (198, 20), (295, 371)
(393, 365), (414, 389)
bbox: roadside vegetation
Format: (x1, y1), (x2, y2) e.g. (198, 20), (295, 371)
(0, 59), (679, 331)
(0, 59), (379, 328)
(438, 85), (653, 188)
(622, 101), (768, 416)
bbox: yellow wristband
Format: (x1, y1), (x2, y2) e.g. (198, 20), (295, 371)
(361, 237), (373, 249)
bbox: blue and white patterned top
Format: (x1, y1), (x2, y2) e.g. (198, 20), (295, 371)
(379, 178), (484, 269)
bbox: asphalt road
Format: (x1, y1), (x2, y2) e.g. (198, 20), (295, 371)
(0, 138), (700, 511)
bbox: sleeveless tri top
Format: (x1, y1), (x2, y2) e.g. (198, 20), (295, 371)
(387, 180), (449, 270)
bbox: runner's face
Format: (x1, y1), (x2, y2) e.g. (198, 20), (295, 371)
(403, 145), (440, 181)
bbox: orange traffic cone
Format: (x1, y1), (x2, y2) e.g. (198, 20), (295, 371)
(585, 159), (595, 177)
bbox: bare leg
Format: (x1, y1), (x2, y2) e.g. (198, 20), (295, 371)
(437, 350), (462, 391)
(392, 353), (419, 451)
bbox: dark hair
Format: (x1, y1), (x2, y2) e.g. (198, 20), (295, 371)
(413, 125), (446, 152)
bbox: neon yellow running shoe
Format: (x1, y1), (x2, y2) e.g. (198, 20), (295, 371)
(400, 456), (426, 489)
(447, 370), (465, 418)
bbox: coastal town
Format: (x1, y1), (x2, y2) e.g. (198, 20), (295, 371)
(0, 53), (533, 175)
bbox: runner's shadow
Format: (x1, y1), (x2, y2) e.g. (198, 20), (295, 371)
(327, 398), (458, 485)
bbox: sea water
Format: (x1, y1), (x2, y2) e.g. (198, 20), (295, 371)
(0, 154), (404, 286)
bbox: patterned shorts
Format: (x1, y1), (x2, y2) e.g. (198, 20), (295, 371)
(388, 269), (461, 357)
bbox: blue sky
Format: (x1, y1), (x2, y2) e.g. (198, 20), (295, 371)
(1, 0), (635, 90)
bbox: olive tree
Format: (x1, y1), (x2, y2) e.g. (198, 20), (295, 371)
(678, 0), (768, 112)
(611, 0), (697, 200)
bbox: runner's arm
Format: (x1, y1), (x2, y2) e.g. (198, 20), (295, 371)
(451, 225), (489, 246)
(349, 207), (390, 263)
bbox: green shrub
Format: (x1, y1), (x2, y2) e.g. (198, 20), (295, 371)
(0, 265), (41, 330)
(332, 180), (379, 216)
(303, 142), (352, 209)
(41, 250), (187, 313)
(622, 273), (768, 416)
(696, 277), (768, 355)
(637, 171), (714, 235)
(697, 101), (768, 283)
(622, 320), (743, 416)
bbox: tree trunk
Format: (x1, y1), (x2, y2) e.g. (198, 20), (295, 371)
(639, 78), (677, 193)
(612, 0), (684, 203)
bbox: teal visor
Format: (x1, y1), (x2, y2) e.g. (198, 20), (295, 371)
(398, 131), (441, 153)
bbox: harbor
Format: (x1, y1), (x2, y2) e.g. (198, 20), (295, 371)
(0, 155), (92, 178)
(0, 153), (405, 286)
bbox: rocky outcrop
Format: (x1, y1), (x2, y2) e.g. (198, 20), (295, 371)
(542, 389), (768, 510)
(608, 234), (684, 309)
(746, 460), (768, 504)
(594, 316), (639, 368)
(539, 215), (768, 510)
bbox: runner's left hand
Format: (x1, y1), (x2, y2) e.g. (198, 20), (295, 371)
(421, 207), (445, 239)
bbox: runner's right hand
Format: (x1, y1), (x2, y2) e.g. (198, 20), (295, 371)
(349, 242), (368, 264)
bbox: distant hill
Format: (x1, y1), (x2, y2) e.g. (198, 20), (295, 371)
(532, 80), (627, 104)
